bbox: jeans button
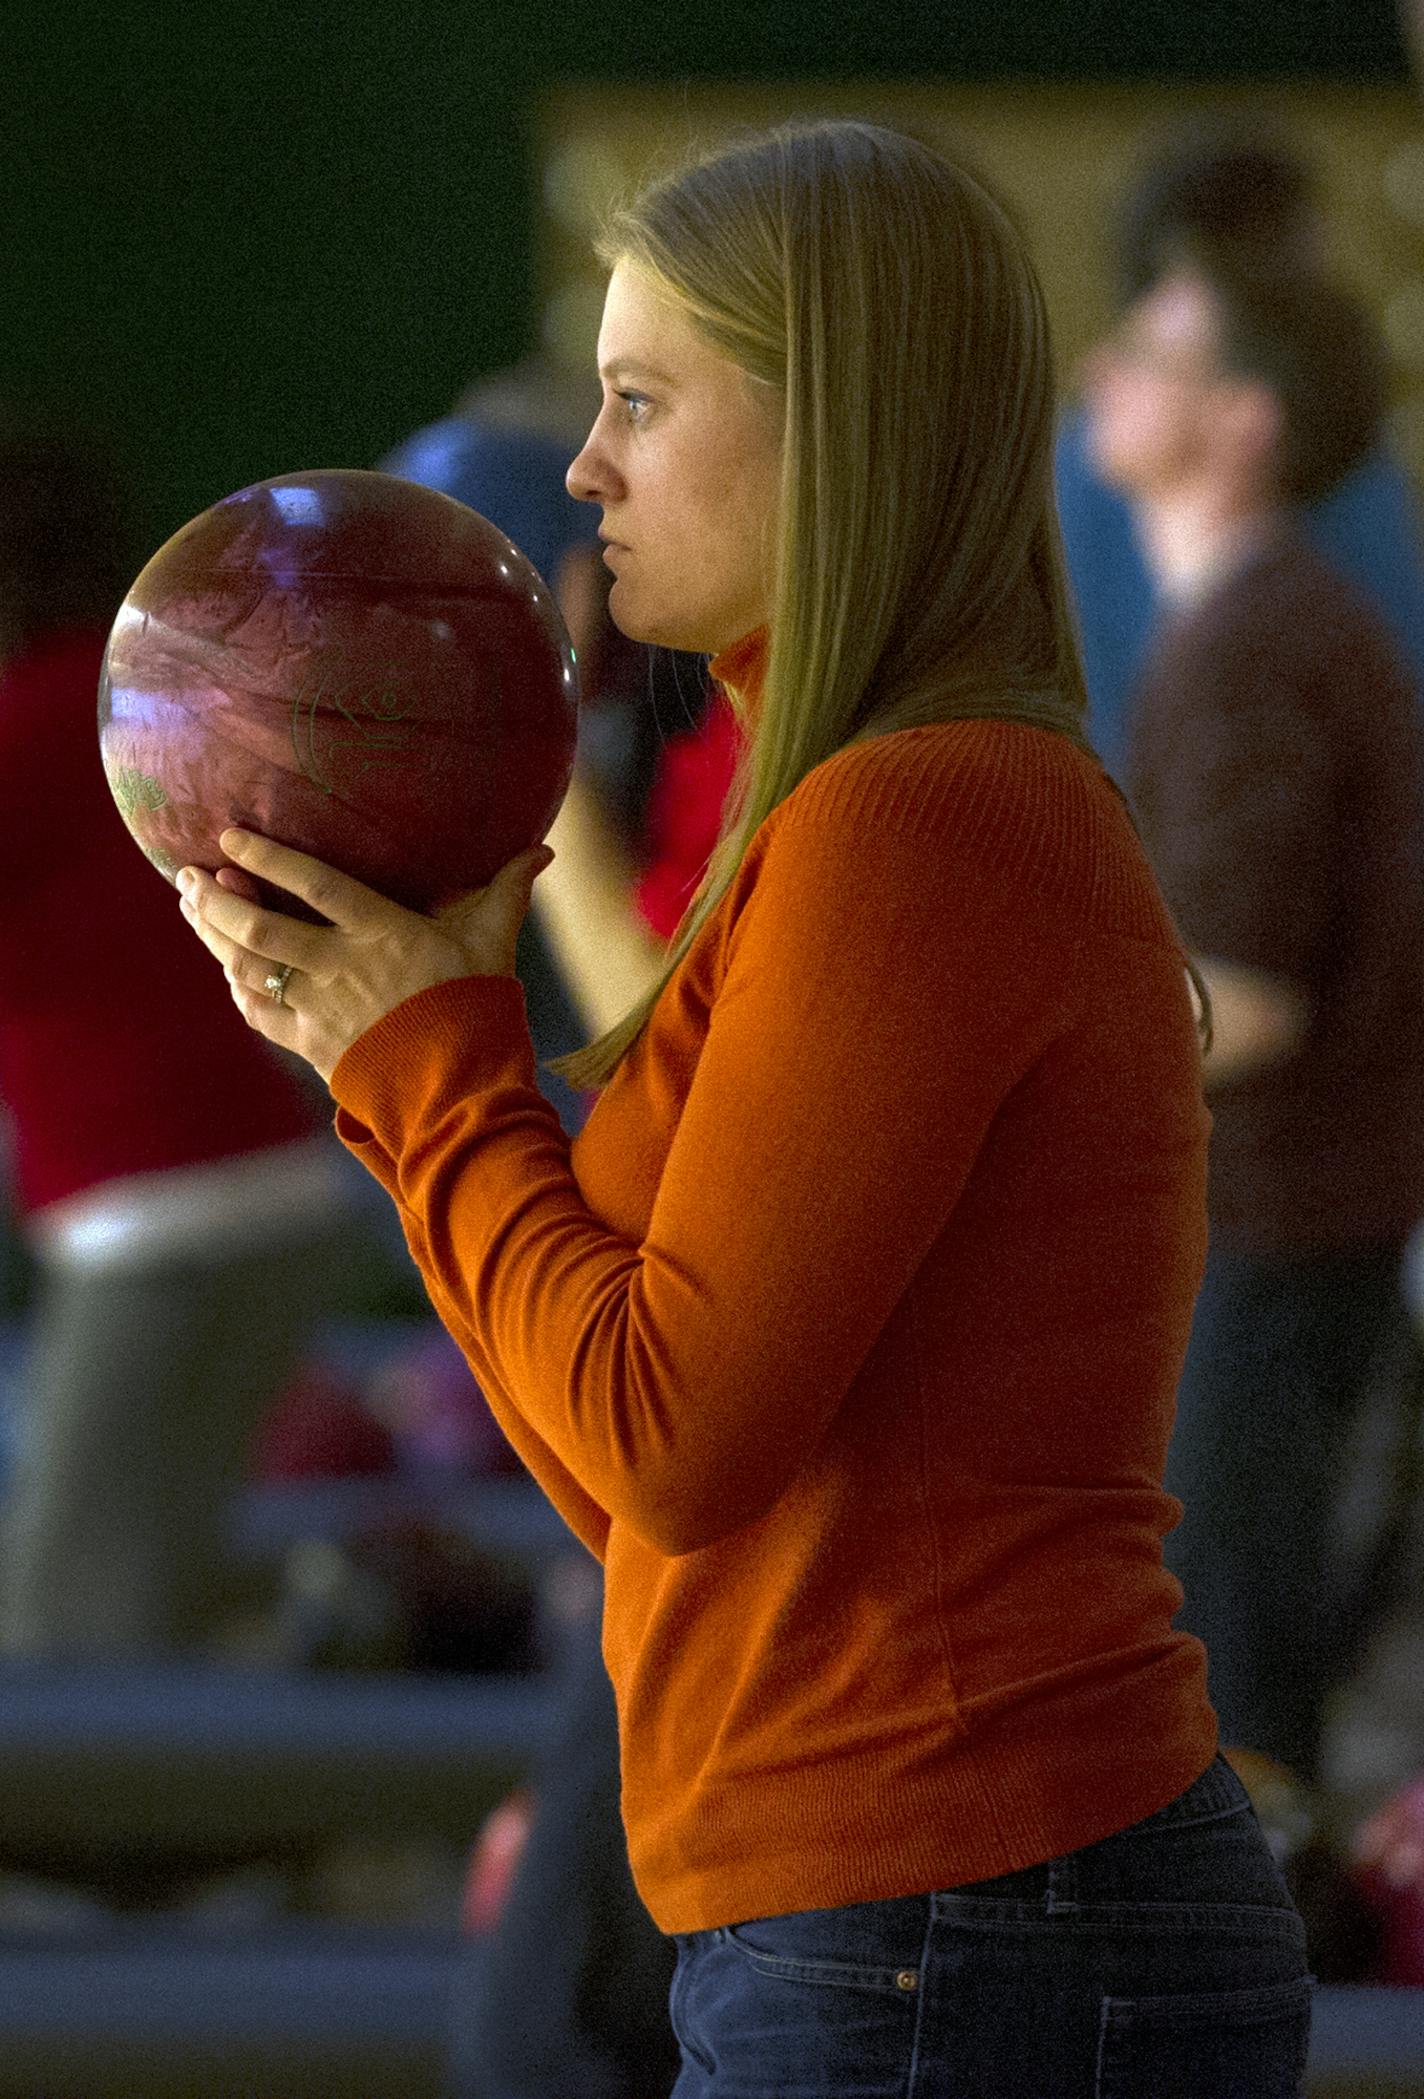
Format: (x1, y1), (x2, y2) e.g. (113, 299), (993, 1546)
(896, 1969), (918, 1991)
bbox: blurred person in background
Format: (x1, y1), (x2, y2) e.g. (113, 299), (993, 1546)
(1086, 260), (1424, 1799)
(0, 420), (352, 1658)
(1056, 112), (1424, 780)
(531, 600), (727, 1037)
(382, 354), (603, 598)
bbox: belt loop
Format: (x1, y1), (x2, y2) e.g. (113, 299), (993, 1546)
(1045, 1855), (1078, 1914)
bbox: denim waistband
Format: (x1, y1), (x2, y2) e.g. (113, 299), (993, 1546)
(1111, 1753), (1248, 1837)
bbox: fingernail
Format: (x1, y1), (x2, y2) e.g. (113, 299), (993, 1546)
(176, 869), (194, 894)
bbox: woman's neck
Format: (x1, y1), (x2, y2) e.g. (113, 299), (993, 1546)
(709, 626), (768, 713)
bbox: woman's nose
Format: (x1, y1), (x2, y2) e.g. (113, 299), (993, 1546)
(567, 429), (618, 506)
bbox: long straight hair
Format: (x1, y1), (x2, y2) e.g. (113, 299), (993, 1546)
(555, 121), (1093, 1090)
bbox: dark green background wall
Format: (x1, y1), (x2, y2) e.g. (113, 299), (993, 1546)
(3, 0), (1411, 557)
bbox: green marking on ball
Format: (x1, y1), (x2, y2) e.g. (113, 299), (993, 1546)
(108, 765), (169, 820)
(290, 661), (417, 798)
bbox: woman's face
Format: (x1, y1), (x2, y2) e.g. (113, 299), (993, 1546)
(567, 261), (782, 655)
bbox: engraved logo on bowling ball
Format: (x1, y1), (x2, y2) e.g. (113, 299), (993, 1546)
(289, 659), (420, 797)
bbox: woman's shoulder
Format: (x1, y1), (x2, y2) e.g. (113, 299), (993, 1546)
(747, 718), (1171, 950)
(773, 717), (1114, 854)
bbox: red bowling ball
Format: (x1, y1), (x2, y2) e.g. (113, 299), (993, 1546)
(98, 469), (579, 919)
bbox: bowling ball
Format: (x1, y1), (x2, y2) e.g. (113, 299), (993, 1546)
(98, 469), (579, 920)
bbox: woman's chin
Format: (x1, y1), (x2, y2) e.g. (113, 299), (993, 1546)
(606, 588), (703, 655)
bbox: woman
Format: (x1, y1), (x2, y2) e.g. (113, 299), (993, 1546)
(178, 122), (1312, 2097)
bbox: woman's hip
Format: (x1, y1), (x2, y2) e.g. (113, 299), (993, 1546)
(669, 1757), (1311, 2098)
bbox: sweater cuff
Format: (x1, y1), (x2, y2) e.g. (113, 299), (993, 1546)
(329, 975), (536, 1165)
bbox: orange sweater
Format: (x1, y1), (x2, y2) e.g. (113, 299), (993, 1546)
(331, 679), (1217, 1933)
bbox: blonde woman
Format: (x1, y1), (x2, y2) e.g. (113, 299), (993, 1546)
(178, 122), (1311, 2097)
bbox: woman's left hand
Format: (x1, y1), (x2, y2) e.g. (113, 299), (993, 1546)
(177, 828), (552, 1083)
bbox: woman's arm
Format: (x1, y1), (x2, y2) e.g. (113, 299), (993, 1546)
(331, 744), (1082, 1557)
(534, 540), (672, 1036)
(1194, 956), (1307, 1089)
(531, 773), (666, 1036)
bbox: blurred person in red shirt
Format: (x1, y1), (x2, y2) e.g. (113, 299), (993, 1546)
(0, 421), (351, 1657)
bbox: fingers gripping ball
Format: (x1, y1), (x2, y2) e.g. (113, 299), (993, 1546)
(98, 470), (579, 919)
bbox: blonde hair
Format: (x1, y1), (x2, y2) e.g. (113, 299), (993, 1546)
(555, 120), (1093, 1090)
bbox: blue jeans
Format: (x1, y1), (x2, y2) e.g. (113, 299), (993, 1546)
(669, 1757), (1311, 2098)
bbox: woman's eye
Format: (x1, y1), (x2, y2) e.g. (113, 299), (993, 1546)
(617, 391), (651, 424)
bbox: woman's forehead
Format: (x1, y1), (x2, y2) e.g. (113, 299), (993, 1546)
(597, 263), (727, 386)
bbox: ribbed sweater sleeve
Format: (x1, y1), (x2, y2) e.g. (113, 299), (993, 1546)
(330, 979), (614, 1559)
(331, 726), (1080, 1558)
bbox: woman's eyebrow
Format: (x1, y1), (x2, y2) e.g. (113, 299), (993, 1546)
(600, 358), (677, 387)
